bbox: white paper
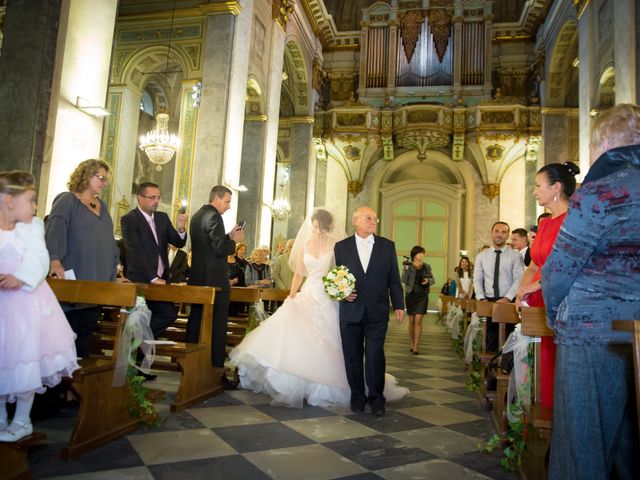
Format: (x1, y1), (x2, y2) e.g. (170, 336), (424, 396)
(64, 269), (76, 280)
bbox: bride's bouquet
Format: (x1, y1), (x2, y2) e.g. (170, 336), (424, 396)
(323, 265), (356, 301)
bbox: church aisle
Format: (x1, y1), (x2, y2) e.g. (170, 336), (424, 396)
(29, 313), (516, 479)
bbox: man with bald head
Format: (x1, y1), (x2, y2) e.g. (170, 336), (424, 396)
(334, 206), (404, 416)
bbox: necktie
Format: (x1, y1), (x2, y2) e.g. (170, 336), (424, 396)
(493, 250), (501, 299)
(149, 216), (164, 278)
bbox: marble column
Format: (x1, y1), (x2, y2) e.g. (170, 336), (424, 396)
(41, 0), (118, 213)
(578, 4), (594, 173)
(100, 85), (141, 216)
(0, 0), (61, 182)
(284, 120), (313, 238)
(190, 4), (252, 220)
(613, 0), (637, 104)
(237, 119), (267, 247)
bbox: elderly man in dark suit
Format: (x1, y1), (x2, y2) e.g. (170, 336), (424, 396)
(334, 206), (404, 416)
(121, 182), (187, 339)
(186, 185), (244, 388)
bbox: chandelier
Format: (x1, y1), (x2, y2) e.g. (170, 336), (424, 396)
(139, 112), (180, 171)
(271, 196), (292, 220)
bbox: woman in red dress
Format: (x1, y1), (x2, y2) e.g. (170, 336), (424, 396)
(516, 162), (580, 407)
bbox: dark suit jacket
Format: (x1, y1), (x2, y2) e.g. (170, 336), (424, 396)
(121, 208), (186, 283)
(523, 247), (531, 267)
(169, 249), (189, 283)
(188, 204), (236, 291)
(334, 235), (404, 324)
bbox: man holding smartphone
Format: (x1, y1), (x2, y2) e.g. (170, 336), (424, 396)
(187, 185), (244, 389)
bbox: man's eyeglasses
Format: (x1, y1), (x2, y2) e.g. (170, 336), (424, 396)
(140, 194), (161, 201)
(358, 215), (380, 224)
(93, 174), (108, 184)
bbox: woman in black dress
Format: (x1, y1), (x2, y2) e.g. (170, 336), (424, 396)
(401, 245), (435, 355)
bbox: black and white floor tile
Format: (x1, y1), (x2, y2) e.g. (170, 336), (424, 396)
(28, 314), (516, 479)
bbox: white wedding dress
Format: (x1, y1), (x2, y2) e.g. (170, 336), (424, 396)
(229, 250), (408, 408)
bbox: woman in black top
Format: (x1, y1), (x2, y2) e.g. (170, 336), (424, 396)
(401, 245), (435, 355)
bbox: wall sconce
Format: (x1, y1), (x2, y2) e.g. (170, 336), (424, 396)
(75, 96), (110, 117)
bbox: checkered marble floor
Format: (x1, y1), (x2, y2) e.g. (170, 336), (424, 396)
(29, 314), (516, 479)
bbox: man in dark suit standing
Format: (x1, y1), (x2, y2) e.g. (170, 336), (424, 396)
(334, 206), (404, 416)
(168, 244), (189, 283)
(121, 182), (187, 338)
(186, 185), (244, 388)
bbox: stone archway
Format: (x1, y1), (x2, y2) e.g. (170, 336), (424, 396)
(547, 21), (578, 107)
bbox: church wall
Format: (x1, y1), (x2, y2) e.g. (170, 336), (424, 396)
(499, 157), (526, 233)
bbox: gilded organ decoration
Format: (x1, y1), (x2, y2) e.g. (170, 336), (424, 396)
(395, 129), (449, 161)
(452, 133), (465, 161)
(343, 145), (361, 161)
(407, 110), (439, 124)
(399, 10), (425, 64)
(329, 74), (355, 101)
(336, 113), (367, 127)
(426, 0), (453, 62)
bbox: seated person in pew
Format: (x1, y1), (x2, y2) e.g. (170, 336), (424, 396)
(473, 222), (524, 351)
(0, 171), (79, 442)
(168, 245), (189, 284)
(245, 248), (273, 288)
(515, 162), (579, 410)
(45, 159), (120, 358)
(120, 182), (188, 339)
(542, 104), (640, 479)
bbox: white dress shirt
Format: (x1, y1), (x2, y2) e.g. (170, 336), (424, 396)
(473, 245), (524, 301)
(356, 234), (375, 272)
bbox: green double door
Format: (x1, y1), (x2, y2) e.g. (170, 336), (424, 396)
(391, 197), (449, 308)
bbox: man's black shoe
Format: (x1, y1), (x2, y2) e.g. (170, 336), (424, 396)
(371, 402), (385, 417)
(141, 372), (157, 382)
(350, 399), (366, 413)
(221, 375), (238, 391)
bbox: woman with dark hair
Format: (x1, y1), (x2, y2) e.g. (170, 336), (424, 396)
(401, 245), (435, 354)
(542, 104), (640, 478)
(454, 256), (473, 299)
(45, 159), (120, 357)
(516, 161), (580, 410)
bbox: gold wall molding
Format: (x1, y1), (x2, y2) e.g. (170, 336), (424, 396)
(118, 3), (241, 21)
(246, 114), (269, 122)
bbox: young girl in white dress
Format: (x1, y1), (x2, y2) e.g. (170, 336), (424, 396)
(230, 208), (408, 408)
(0, 171), (79, 442)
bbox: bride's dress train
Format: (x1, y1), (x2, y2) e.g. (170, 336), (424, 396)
(229, 252), (408, 408)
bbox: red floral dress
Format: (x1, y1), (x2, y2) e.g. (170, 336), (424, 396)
(526, 213), (566, 408)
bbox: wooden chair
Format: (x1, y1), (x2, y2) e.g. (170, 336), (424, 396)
(227, 287), (261, 346)
(611, 319), (640, 439)
(135, 283), (223, 412)
(47, 279), (139, 460)
(490, 303), (520, 437)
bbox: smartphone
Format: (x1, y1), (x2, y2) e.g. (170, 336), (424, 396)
(179, 205), (187, 214)
(238, 220), (246, 230)
(530, 224), (538, 234)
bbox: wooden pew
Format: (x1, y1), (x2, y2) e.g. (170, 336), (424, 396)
(520, 306), (554, 480)
(0, 432), (46, 480)
(475, 300), (496, 400)
(611, 319), (640, 438)
(259, 288), (289, 315)
(227, 287), (261, 346)
(135, 283), (223, 412)
(490, 303), (520, 437)
(47, 279), (140, 460)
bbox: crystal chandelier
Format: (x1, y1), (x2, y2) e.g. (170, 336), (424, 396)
(271, 196), (292, 220)
(139, 112), (180, 171)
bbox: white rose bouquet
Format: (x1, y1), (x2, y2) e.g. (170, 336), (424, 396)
(323, 265), (356, 301)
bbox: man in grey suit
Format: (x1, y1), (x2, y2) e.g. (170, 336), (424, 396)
(186, 185), (244, 388)
(334, 206), (404, 416)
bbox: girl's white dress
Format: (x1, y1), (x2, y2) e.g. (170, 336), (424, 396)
(0, 220), (79, 401)
(229, 250), (408, 408)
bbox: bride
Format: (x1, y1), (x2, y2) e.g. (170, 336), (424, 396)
(229, 208), (408, 408)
